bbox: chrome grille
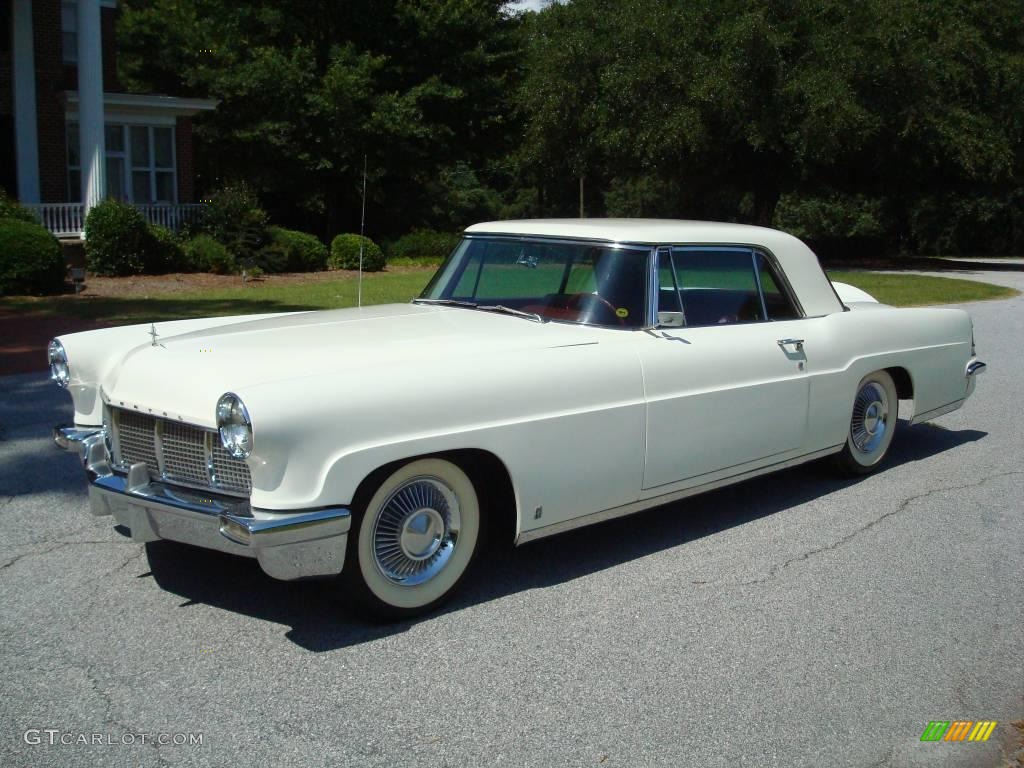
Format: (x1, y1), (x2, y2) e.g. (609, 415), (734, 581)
(112, 408), (252, 496)
(162, 421), (211, 487)
(116, 410), (158, 470)
(212, 445), (252, 492)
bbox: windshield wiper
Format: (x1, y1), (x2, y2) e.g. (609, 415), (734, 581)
(413, 298), (546, 323)
(475, 304), (547, 323)
(412, 298), (478, 308)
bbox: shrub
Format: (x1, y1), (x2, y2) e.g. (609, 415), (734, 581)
(84, 199), (168, 276)
(183, 234), (236, 274)
(202, 183), (269, 262)
(0, 190), (40, 224)
(245, 244), (287, 275)
(267, 226), (328, 272)
(0, 218), (65, 295)
(387, 230), (461, 262)
(148, 225), (186, 273)
(329, 234), (385, 271)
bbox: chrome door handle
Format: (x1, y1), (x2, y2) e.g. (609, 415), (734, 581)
(777, 338), (804, 351)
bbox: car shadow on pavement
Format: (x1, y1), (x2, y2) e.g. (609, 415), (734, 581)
(138, 419), (986, 651)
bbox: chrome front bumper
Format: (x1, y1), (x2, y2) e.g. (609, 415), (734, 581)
(54, 426), (350, 581)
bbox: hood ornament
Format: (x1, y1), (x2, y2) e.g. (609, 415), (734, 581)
(148, 324), (165, 348)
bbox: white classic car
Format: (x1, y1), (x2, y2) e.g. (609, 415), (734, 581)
(51, 219), (986, 617)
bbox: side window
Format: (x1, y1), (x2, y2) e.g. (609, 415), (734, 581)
(755, 253), (800, 320)
(671, 248), (764, 326)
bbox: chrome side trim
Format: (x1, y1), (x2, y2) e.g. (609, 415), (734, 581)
(516, 444), (844, 545)
(910, 399), (965, 425)
(966, 360), (987, 377)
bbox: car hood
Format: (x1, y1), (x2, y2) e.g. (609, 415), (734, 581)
(99, 303), (612, 426)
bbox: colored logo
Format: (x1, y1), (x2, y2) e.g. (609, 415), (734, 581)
(920, 721), (997, 742)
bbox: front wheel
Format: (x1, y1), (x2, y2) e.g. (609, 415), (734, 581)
(834, 370), (899, 476)
(341, 457), (481, 619)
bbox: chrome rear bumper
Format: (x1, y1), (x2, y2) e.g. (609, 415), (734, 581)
(54, 425), (350, 580)
(965, 358), (987, 399)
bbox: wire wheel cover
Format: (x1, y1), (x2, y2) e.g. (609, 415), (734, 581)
(850, 381), (890, 454)
(371, 476), (462, 586)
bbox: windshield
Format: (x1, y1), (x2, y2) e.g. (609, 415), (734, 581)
(418, 237), (652, 328)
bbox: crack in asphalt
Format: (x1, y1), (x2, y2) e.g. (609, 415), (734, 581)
(83, 664), (173, 768)
(736, 470), (1024, 587)
(0, 541), (69, 571)
(112, 548), (144, 574)
(0, 539), (122, 572)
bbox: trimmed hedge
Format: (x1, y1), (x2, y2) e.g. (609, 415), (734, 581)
(329, 234), (384, 271)
(0, 191), (40, 224)
(183, 234), (236, 274)
(83, 199), (156, 276)
(266, 226), (328, 272)
(388, 229), (461, 262)
(0, 218), (66, 295)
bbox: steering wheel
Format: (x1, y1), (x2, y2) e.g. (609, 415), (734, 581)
(565, 292), (626, 326)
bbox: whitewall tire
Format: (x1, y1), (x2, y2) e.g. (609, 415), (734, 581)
(343, 458), (481, 618)
(835, 370), (899, 476)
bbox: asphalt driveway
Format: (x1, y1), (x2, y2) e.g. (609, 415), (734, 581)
(1, 269), (1021, 768)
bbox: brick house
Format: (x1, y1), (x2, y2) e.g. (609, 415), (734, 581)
(1, 0), (216, 237)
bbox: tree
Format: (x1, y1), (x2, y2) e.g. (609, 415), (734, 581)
(117, 0), (523, 238)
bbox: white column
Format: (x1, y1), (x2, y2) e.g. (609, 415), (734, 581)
(11, 0), (40, 203)
(77, 0), (105, 216)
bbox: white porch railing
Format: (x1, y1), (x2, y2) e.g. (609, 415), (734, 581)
(25, 203), (85, 237)
(25, 203), (207, 238)
(133, 204), (207, 231)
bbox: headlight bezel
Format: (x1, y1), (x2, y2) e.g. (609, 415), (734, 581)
(216, 392), (253, 460)
(48, 339), (70, 388)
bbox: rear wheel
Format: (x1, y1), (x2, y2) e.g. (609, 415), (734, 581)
(834, 370), (898, 476)
(341, 458), (480, 619)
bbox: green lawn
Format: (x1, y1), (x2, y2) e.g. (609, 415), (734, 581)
(0, 270), (436, 325)
(827, 270), (1017, 306)
(0, 267), (1015, 326)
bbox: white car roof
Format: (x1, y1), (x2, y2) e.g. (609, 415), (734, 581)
(464, 219), (845, 317)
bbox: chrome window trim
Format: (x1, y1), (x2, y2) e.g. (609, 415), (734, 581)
(652, 244), (807, 328)
(454, 235), (810, 328)
(645, 246), (659, 328)
(751, 251), (771, 321)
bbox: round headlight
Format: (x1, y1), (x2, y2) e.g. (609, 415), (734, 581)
(216, 392), (253, 459)
(48, 339), (70, 388)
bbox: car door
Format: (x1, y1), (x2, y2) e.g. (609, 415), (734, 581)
(639, 246), (813, 490)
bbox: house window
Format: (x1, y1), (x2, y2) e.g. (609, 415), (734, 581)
(62, 1), (78, 64)
(66, 123), (80, 200)
(66, 123), (178, 204)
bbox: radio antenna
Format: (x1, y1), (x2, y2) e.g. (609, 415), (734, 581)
(358, 154), (367, 308)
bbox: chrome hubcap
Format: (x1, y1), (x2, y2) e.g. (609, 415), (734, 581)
(851, 382), (889, 454)
(372, 477), (461, 586)
(399, 508), (445, 561)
